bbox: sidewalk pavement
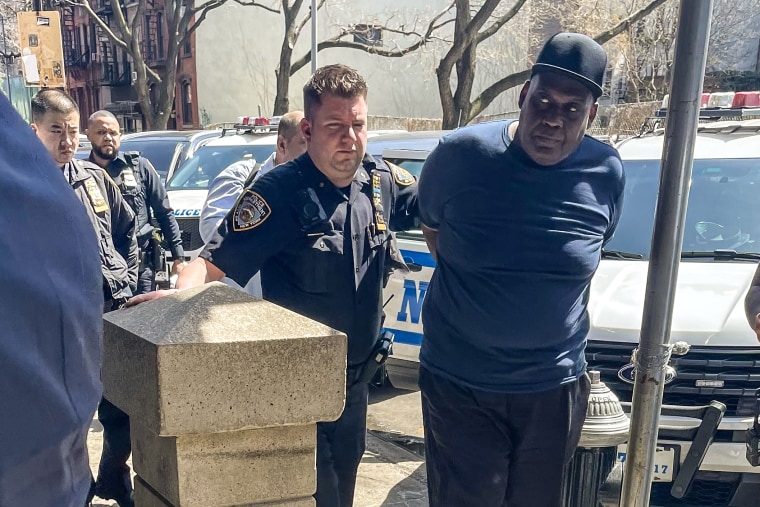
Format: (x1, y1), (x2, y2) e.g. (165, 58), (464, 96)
(86, 418), (428, 507)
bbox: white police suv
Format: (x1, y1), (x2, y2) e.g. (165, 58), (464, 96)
(372, 122), (760, 507)
(165, 127), (278, 257)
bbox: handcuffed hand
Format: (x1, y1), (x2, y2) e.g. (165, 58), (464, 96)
(126, 289), (179, 307)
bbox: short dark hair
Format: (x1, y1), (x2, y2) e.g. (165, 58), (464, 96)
(303, 64), (367, 119)
(31, 89), (79, 124)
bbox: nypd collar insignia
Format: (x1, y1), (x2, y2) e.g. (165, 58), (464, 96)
(84, 177), (109, 213)
(233, 190), (271, 231)
(388, 162), (415, 186)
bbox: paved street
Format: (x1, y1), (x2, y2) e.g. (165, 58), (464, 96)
(86, 386), (428, 507)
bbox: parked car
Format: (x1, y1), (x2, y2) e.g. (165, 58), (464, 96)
(119, 130), (221, 183)
(165, 127), (279, 256)
(165, 128), (408, 257)
(73, 129), (221, 184)
(372, 124), (760, 507)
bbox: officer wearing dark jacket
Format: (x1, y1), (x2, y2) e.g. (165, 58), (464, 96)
(31, 90), (138, 507)
(130, 64), (419, 507)
(87, 110), (186, 295)
(30, 90), (137, 308)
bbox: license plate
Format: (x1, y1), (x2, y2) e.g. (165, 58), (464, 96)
(616, 444), (677, 482)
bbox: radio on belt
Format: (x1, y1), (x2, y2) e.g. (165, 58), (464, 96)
(357, 330), (395, 384)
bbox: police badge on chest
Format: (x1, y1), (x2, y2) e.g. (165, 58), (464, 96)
(233, 190), (271, 231)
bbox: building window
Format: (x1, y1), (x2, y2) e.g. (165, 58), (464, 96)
(181, 81), (193, 125)
(182, 38), (192, 56)
(352, 24), (382, 46)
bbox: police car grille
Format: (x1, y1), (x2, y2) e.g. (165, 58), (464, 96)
(649, 474), (740, 507)
(176, 218), (203, 251)
(585, 342), (760, 418)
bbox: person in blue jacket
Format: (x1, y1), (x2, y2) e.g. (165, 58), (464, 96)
(417, 33), (625, 506)
(0, 93), (103, 507)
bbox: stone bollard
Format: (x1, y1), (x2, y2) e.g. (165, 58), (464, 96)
(561, 371), (630, 507)
(102, 283), (347, 507)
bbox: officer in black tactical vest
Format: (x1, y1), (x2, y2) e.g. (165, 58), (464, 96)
(87, 110), (186, 296)
(30, 90), (139, 507)
(85, 111), (185, 507)
(129, 64), (419, 507)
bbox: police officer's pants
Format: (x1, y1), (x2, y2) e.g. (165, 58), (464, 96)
(419, 366), (591, 507)
(314, 372), (369, 507)
(137, 267), (155, 295)
(96, 397), (132, 497)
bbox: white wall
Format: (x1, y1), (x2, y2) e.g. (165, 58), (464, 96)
(195, 0), (526, 125)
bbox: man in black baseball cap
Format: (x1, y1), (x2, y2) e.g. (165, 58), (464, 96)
(532, 32), (607, 98)
(416, 32), (623, 506)
(513, 32), (608, 166)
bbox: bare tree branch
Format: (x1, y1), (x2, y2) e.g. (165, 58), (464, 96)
(63, 0), (129, 52)
(476, 0), (529, 44)
(468, 0), (670, 122)
(295, 0), (324, 33)
(595, 0), (669, 45)
(289, 2), (454, 77)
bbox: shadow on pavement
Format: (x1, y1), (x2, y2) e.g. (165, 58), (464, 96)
(369, 383), (407, 405)
(380, 462), (428, 507)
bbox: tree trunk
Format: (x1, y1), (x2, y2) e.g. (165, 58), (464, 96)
(274, 46), (293, 115)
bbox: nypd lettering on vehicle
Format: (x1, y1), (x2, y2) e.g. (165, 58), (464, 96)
(174, 208), (201, 217)
(382, 247), (435, 354)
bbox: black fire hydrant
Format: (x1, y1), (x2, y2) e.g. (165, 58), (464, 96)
(561, 370), (629, 507)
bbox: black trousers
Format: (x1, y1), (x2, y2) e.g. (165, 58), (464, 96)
(314, 374), (369, 507)
(136, 267), (154, 295)
(95, 298), (132, 498)
(419, 366), (590, 507)
(96, 397), (132, 497)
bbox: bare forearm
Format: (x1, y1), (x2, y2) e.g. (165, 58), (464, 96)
(175, 257), (225, 289)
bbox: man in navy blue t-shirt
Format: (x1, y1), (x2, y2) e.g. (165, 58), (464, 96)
(418, 33), (625, 506)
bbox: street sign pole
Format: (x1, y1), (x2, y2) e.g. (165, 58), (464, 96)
(310, 0), (317, 74)
(620, 1), (713, 506)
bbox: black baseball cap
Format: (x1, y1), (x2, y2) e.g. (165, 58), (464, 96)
(531, 32), (607, 99)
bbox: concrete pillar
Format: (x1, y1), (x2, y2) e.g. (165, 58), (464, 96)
(103, 282), (347, 507)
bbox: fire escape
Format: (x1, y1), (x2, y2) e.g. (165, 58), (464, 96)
(141, 9), (163, 66)
(61, 5), (76, 70)
(96, 0), (130, 86)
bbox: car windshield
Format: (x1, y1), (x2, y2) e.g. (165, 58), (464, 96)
(167, 144), (277, 190)
(120, 139), (187, 182)
(607, 158), (760, 258)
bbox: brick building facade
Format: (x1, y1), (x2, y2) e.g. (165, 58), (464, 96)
(59, 0), (198, 132)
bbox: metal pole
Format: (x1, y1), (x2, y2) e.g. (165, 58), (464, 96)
(0, 16), (11, 104)
(310, 0), (317, 73)
(620, 2), (713, 506)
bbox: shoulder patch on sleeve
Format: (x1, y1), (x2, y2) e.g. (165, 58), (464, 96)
(388, 162), (415, 187)
(233, 190), (272, 231)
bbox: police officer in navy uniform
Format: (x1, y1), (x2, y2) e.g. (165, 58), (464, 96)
(130, 64), (418, 507)
(87, 110), (186, 295)
(30, 91), (138, 507)
(1, 89), (103, 507)
(84, 110), (185, 506)
(30, 91), (137, 309)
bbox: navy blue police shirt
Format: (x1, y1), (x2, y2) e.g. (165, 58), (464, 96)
(418, 120), (624, 393)
(201, 152), (418, 366)
(0, 94), (103, 506)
